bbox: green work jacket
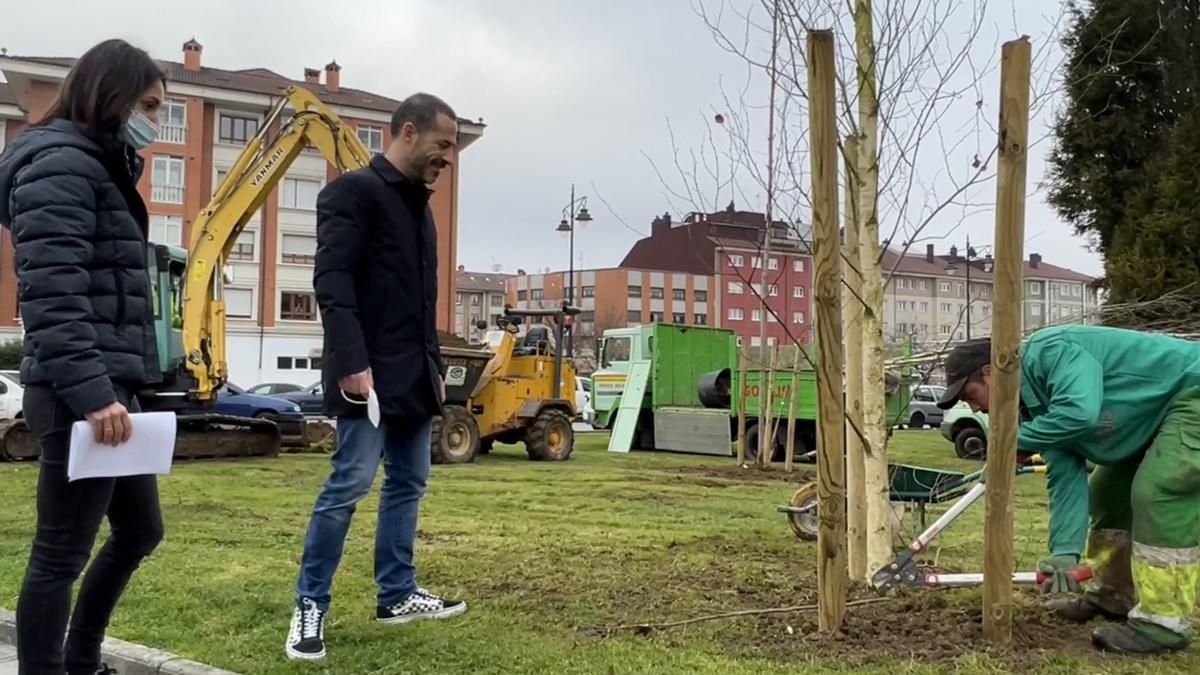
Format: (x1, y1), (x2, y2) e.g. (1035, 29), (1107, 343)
(1016, 325), (1200, 557)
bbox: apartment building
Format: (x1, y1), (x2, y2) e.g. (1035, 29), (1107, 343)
(455, 268), (511, 344)
(506, 266), (712, 357)
(882, 245), (1097, 348)
(0, 39), (484, 386)
(620, 207), (814, 345)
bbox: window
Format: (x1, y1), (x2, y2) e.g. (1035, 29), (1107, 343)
(627, 310), (641, 323)
(518, 290), (528, 301)
(793, 259), (806, 273)
(357, 125), (384, 153)
(531, 289), (544, 300)
(1072, 284), (1081, 297)
(899, 278), (910, 290)
(752, 257), (762, 269)
(219, 114), (259, 144)
(728, 308), (744, 321)
(649, 311), (664, 322)
(752, 309), (762, 322)
(650, 287), (664, 299)
(602, 336), (632, 366)
(957, 283), (965, 295)
(769, 284), (779, 297)
(695, 313), (707, 325)
(673, 312), (686, 323)
(470, 294), (481, 307)
(149, 215), (182, 246)
(280, 291), (317, 321)
(1029, 281), (1042, 295)
(983, 306), (991, 317)
(695, 290), (708, 302)
(151, 156), (184, 204)
(940, 303), (952, 313)
(793, 311), (806, 324)
(277, 356), (322, 371)
(793, 286), (806, 299)
(941, 325), (951, 334)
(918, 280), (929, 290)
(1031, 303), (1042, 316)
(919, 324), (928, 333)
(582, 286), (595, 298)
(281, 233), (317, 264)
(673, 289), (686, 301)
(728, 281), (744, 295)
(628, 285), (642, 298)
(897, 301), (908, 312)
(767, 258), (780, 270)
(920, 302), (929, 313)
(728, 254), (745, 267)
(225, 288), (253, 319)
(940, 281), (952, 292)
(160, 98), (187, 144)
(281, 177), (321, 210)
(229, 230), (256, 261)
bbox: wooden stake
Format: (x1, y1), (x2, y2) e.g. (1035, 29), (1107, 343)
(737, 343), (748, 466)
(763, 346), (778, 465)
(785, 353), (800, 473)
(842, 135), (867, 582)
(854, 0), (892, 577)
(808, 28), (846, 634)
(983, 36), (1031, 647)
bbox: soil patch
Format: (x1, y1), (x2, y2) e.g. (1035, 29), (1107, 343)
(662, 465), (816, 485)
(751, 590), (1095, 668)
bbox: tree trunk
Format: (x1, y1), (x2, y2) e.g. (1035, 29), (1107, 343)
(855, 0), (892, 574)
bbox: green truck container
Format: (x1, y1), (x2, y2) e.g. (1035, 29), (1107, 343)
(592, 323), (912, 459)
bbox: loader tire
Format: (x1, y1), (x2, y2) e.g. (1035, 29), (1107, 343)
(525, 408), (574, 462)
(431, 405), (480, 465)
(787, 482), (819, 541)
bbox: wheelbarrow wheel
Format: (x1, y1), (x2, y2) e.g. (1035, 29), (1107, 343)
(787, 482), (819, 541)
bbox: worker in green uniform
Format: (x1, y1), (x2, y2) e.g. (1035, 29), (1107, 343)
(936, 324), (1200, 654)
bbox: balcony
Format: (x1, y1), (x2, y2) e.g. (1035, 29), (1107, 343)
(159, 124), (186, 145)
(151, 185), (184, 204)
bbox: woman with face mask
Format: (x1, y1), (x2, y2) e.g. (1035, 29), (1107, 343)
(0, 39), (167, 674)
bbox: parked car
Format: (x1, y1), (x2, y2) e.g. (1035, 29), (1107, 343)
(0, 370), (22, 420)
(940, 401), (988, 460)
(247, 382), (304, 396)
(574, 376), (591, 422)
(275, 382), (325, 417)
(182, 382), (305, 434)
(902, 384), (947, 429)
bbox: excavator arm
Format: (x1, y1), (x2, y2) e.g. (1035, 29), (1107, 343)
(181, 85), (372, 401)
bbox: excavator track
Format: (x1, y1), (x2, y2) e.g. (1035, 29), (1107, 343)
(0, 414), (285, 462)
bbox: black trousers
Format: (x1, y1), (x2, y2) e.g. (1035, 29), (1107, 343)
(16, 385), (164, 675)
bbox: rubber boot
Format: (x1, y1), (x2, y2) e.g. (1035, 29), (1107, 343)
(1092, 623), (1182, 655)
(1046, 594), (1127, 623)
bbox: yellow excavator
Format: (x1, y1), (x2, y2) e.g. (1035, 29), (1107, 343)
(0, 86), (372, 460)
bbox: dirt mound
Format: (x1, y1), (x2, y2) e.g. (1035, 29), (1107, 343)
(663, 464), (816, 485)
(779, 591), (1095, 667)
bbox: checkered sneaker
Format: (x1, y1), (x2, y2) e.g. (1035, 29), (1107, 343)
(376, 587), (468, 624)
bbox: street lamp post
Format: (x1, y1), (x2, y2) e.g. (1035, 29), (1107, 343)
(556, 184), (593, 358)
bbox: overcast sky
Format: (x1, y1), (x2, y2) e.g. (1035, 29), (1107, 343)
(0, 0), (1102, 277)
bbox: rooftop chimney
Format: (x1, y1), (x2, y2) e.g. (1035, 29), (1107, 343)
(925, 244), (935, 263)
(183, 38), (203, 72)
(949, 245), (958, 259)
(457, 264), (465, 272)
(651, 211), (672, 237)
(304, 68), (320, 84)
(1029, 253), (1041, 269)
(324, 60), (341, 93)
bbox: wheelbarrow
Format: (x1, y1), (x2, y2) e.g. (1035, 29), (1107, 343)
(776, 455), (1092, 591)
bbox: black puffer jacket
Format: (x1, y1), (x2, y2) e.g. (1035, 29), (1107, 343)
(0, 120), (161, 417)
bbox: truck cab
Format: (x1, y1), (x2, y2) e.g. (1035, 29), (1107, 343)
(589, 325), (648, 429)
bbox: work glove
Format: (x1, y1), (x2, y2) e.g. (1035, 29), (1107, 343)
(1037, 554), (1082, 595)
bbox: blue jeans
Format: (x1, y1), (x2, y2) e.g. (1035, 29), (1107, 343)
(296, 416), (432, 611)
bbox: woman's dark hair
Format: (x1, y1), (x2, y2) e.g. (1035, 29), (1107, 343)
(36, 39), (167, 142)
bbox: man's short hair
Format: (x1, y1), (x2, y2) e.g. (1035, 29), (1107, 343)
(390, 93), (457, 135)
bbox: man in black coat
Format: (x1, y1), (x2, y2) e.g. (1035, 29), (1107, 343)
(287, 93), (466, 662)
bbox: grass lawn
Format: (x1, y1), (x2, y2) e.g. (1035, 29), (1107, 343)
(0, 429), (1196, 674)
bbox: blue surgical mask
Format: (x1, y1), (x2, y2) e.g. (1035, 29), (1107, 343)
(122, 109), (160, 150)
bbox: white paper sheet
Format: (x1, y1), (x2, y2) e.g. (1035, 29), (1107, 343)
(67, 412), (178, 482)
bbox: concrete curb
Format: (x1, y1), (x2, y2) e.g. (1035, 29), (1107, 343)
(0, 608), (240, 675)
